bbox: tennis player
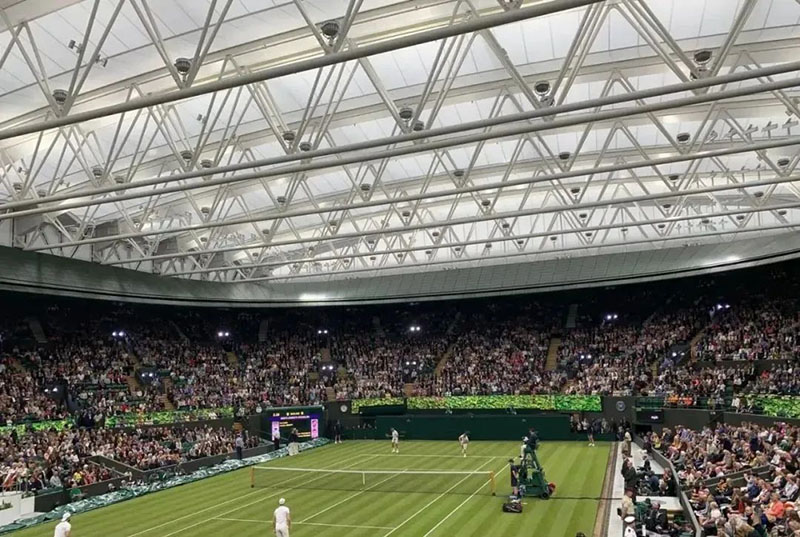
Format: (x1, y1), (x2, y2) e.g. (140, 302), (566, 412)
(458, 432), (469, 457)
(391, 428), (399, 453)
(509, 459), (520, 497)
(273, 498), (291, 537)
(54, 513), (71, 537)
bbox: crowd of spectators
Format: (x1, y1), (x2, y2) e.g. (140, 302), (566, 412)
(424, 304), (559, 396)
(3, 263), (800, 425)
(329, 309), (453, 399)
(696, 298), (800, 362)
(237, 333), (327, 410)
(0, 425), (257, 493)
(0, 352), (66, 424)
(558, 301), (708, 396)
(3, 295), (800, 423)
(639, 422), (800, 536)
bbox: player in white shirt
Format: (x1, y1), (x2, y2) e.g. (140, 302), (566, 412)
(54, 513), (71, 537)
(390, 428), (399, 453)
(458, 432), (469, 457)
(273, 498), (291, 537)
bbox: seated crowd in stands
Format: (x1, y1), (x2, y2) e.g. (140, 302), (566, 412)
(638, 422), (800, 536)
(0, 263), (799, 425)
(0, 425), (257, 492)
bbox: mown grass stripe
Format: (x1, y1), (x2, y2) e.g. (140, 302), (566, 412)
(9, 441), (609, 537)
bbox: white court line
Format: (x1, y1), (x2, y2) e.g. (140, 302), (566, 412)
(299, 470), (408, 523)
(380, 458), (497, 537)
(361, 454), (502, 459)
(421, 463), (510, 537)
(158, 454), (380, 537)
(216, 517), (394, 530)
(124, 450), (374, 537)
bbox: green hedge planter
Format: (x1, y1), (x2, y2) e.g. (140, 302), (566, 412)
(354, 395), (603, 412)
(351, 398), (404, 414)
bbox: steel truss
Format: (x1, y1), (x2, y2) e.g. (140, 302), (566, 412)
(1, 0), (799, 282)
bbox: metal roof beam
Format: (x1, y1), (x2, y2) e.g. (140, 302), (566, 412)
(0, 0), (604, 141)
(3, 62), (799, 218)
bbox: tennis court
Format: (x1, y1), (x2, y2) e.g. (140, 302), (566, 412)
(12, 440), (610, 537)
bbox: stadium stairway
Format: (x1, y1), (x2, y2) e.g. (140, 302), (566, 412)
(607, 442), (683, 537)
(565, 304), (579, 329)
(688, 327), (707, 360)
(160, 378), (175, 410)
(26, 316), (48, 344)
(125, 374), (141, 395)
(544, 337), (561, 371)
(445, 311), (462, 335)
(258, 319), (269, 343)
(403, 383), (417, 397)
(169, 320), (190, 343)
(8, 357), (26, 373)
(433, 343), (455, 376)
(226, 351), (239, 366)
(372, 316), (385, 338)
(321, 346), (331, 361)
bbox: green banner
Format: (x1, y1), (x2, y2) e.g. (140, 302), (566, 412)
(351, 398), (404, 414)
(350, 395), (602, 412)
(0, 419), (73, 436)
(553, 395), (603, 411)
(749, 396), (800, 419)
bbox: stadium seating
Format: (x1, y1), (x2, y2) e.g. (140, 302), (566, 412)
(3, 264), (800, 498)
(644, 422), (800, 535)
(2, 268), (800, 420)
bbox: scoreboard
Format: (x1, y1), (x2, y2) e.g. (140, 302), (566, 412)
(268, 406), (323, 440)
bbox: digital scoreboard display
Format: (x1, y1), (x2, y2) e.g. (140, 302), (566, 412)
(636, 409), (664, 424)
(269, 408), (321, 440)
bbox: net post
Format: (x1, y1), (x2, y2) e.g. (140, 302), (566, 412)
(250, 466), (255, 488)
(362, 471), (366, 487)
(489, 471), (496, 496)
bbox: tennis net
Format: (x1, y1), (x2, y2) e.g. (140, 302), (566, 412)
(250, 466), (497, 496)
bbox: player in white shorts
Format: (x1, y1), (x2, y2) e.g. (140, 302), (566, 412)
(458, 432), (469, 457)
(273, 498), (291, 537)
(391, 428), (399, 453)
(54, 513), (71, 537)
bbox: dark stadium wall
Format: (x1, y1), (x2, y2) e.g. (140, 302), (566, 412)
(661, 408), (715, 431)
(600, 396), (638, 424)
(371, 414), (586, 441)
(34, 478), (127, 513)
(331, 399), (800, 439)
(722, 412), (800, 428)
(2, 233), (800, 306)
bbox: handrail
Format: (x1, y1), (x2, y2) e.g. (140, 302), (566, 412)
(699, 465), (773, 490)
(643, 442), (703, 537)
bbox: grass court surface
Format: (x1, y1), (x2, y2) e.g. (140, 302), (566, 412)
(13, 440), (610, 537)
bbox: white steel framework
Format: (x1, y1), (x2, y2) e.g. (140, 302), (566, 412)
(0, 0), (799, 284)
